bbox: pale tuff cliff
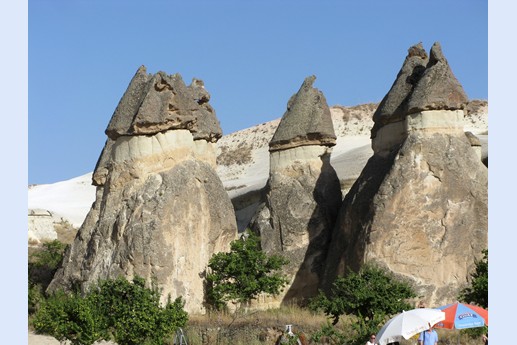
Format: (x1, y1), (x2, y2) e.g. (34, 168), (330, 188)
(250, 76), (342, 305)
(323, 42), (487, 307)
(48, 67), (237, 313)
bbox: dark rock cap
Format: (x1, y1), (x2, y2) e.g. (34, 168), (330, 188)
(407, 42), (468, 114)
(371, 43), (428, 138)
(105, 66), (222, 142)
(269, 76), (336, 152)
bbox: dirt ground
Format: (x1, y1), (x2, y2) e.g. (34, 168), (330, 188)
(28, 332), (116, 345)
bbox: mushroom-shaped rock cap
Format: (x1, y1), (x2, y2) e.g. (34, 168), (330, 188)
(407, 42), (468, 114)
(372, 43), (428, 128)
(269, 76), (336, 152)
(105, 66), (222, 142)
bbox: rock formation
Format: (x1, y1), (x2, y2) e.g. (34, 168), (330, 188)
(324, 42), (487, 307)
(250, 76), (342, 305)
(48, 66), (237, 313)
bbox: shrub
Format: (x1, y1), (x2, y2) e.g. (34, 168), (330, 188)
(29, 240), (66, 286)
(28, 239), (67, 315)
(33, 276), (188, 345)
(309, 264), (415, 325)
(310, 322), (347, 345)
(309, 264), (416, 345)
(206, 231), (289, 310)
(458, 249), (488, 339)
(459, 249), (488, 308)
(32, 290), (106, 345)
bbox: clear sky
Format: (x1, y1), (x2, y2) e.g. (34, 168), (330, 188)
(29, 0), (487, 184)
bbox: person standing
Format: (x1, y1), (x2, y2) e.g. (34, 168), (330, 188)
(366, 334), (377, 345)
(418, 323), (438, 345)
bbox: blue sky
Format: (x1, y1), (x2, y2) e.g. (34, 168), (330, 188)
(29, 1), (487, 184)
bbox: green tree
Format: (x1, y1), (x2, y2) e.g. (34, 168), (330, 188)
(29, 240), (67, 314)
(309, 264), (416, 345)
(459, 249), (488, 308)
(309, 264), (416, 325)
(33, 276), (188, 345)
(206, 231), (289, 309)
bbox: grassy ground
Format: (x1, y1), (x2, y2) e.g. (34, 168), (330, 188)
(28, 303), (484, 345)
(175, 307), (482, 345)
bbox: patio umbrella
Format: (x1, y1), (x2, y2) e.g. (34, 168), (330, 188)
(376, 308), (445, 345)
(434, 302), (488, 329)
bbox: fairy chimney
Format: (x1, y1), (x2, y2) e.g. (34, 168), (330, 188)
(324, 43), (487, 307)
(250, 76), (342, 306)
(48, 66), (237, 313)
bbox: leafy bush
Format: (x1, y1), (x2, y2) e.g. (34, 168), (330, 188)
(458, 249), (488, 339)
(33, 276), (188, 345)
(28, 239), (67, 314)
(309, 264), (415, 325)
(206, 231), (289, 310)
(28, 282), (45, 315)
(310, 322), (347, 345)
(29, 240), (67, 286)
(32, 290), (106, 345)
(309, 264), (416, 345)
(459, 249), (488, 308)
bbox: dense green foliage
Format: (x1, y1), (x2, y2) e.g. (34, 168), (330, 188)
(33, 276), (188, 345)
(32, 289), (106, 345)
(206, 231), (289, 309)
(459, 249), (488, 308)
(28, 240), (67, 314)
(458, 249), (488, 339)
(309, 264), (416, 325)
(310, 322), (347, 345)
(309, 264), (416, 345)
(29, 240), (67, 273)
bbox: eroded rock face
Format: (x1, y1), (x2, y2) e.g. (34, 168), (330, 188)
(250, 77), (341, 304)
(324, 43), (487, 307)
(324, 128), (487, 306)
(48, 67), (237, 313)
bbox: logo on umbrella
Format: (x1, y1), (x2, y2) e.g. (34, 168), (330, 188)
(458, 313), (477, 320)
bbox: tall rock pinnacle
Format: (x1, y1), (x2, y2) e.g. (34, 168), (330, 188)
(250, 76), (341, 306)
(324, 43), (487, 308)
(48, 66), (237, 314)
